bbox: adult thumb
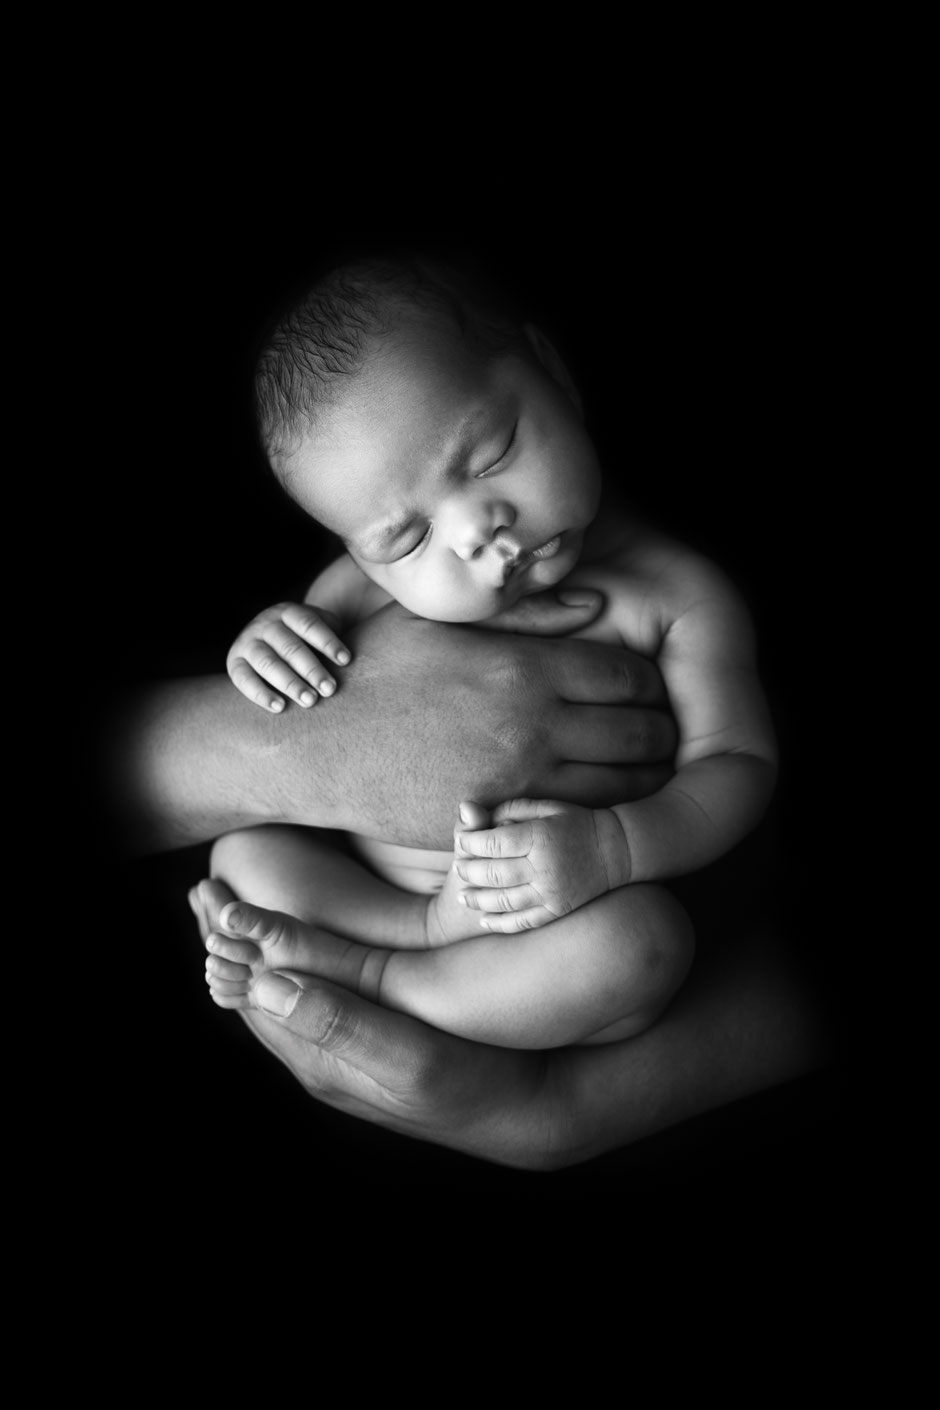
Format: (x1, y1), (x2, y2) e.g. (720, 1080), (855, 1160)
(482, 587), (604, 636)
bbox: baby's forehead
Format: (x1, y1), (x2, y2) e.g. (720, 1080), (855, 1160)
(286, 331), (515, 533)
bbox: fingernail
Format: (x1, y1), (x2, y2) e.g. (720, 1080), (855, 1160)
(319, 679), (335, 696)
(337, 650), (351, 664)
(221, 903), (242, 930)
(269, 699), (284, 712)
(457, 893), (467, 906)
(300, 691), (315, 705)
(558, 590), (598, 606)
(255, 972), (301, 1017)
(459, 803), (472, 824)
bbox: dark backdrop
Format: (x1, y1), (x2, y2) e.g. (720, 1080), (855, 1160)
(64, 174), (847, 1247)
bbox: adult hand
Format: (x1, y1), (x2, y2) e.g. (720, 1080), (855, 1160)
(237, 913), (828, 1170)
(476, 584), (605, 635)
(290, 601), (677, 848)
(113, 596), (676, 852)
(242, 970), (560, 1167)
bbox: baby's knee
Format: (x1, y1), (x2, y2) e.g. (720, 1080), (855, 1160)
(210, 827), (277, 887)
(615, 883), (695, 1011)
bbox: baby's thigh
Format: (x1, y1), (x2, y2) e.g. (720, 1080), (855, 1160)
(573, 883), (695, 1044)
(210, 825), (349, 921)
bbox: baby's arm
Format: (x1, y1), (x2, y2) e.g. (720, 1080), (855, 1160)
(606, 551), (777, 882)
(226, 555), (391, 712)
(456, 547), (777, 928)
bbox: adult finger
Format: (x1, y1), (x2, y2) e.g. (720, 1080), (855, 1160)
(547, 760), (676, 808)
(480, 588), (604, 636)
(551, 702), (677, 765)
(539, 638), (670, 706)
(247, 970), (449, 1104)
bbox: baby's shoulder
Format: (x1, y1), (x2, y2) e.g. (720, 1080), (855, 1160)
(566, 522), (746, 652)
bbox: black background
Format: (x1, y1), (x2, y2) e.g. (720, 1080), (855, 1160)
(58, 151), (850, 1258)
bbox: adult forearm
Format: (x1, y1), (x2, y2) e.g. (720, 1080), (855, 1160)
(553, 922), (831, 1167)
(107, 676), (339, 852)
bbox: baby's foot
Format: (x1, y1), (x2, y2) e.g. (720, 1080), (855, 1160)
(188, 877), (237, 943)
(202, 896), (390, 1010)
(424, 802), (497, 946)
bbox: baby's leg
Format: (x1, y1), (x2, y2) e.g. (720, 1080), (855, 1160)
(205, 880), (694, 1046)
(382, 883), (694, 1046)
(199, 824), (488, 1009)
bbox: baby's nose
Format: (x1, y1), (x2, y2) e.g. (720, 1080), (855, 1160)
(451, 496), (516, 561)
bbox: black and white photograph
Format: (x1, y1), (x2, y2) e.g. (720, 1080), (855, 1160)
(63, 142), (849, 1265)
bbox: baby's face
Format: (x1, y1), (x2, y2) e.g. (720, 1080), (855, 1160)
(284, 319), (602, 622)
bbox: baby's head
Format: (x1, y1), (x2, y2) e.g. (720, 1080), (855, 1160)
(254, 254), (601, 622)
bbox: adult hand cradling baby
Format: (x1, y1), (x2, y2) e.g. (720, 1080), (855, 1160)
(113, 595), (676, 854)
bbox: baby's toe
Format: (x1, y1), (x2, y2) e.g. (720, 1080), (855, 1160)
(205, 954), (252, 984)
(206, 932), (260, 967)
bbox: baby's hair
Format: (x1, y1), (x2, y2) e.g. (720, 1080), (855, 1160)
(254, 252), (528, 476)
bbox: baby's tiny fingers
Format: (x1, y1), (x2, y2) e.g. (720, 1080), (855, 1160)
(478, 906), (555, 934)
(258, 623), (338, 697)
(459, 883), (542, 913)
(456, 822), (533, 860)
(453, 857), (530, 889)
(228, 658), (288, 713)
(281, 604), (352, 666)
(243, 635), (322, 697)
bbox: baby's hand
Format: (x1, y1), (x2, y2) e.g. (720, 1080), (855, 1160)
(227, 602), (351, 713)
(453, 798), (631, 933)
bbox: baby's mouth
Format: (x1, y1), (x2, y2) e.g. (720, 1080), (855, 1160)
(496, 533), (563, 584)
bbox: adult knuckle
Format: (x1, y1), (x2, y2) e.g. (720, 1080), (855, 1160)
(306, 989), (355, 1054)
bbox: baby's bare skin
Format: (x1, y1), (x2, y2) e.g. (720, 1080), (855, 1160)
(207, 313), (774, 1050)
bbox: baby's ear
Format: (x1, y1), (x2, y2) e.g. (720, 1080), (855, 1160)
(523, 323), (584, 416)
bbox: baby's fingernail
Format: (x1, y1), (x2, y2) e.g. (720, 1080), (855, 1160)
(221, 903), (242, 930)
(255, 972), (301, 1017)
(457, 893), (468, 906)
(458, 803), (472, 824)
(337, 649), (351, 664)
(558, 590), (599, 606)
(269, 699), (284, 713)
(319, 679), (335, 696)
(300, 691), (315, 705)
